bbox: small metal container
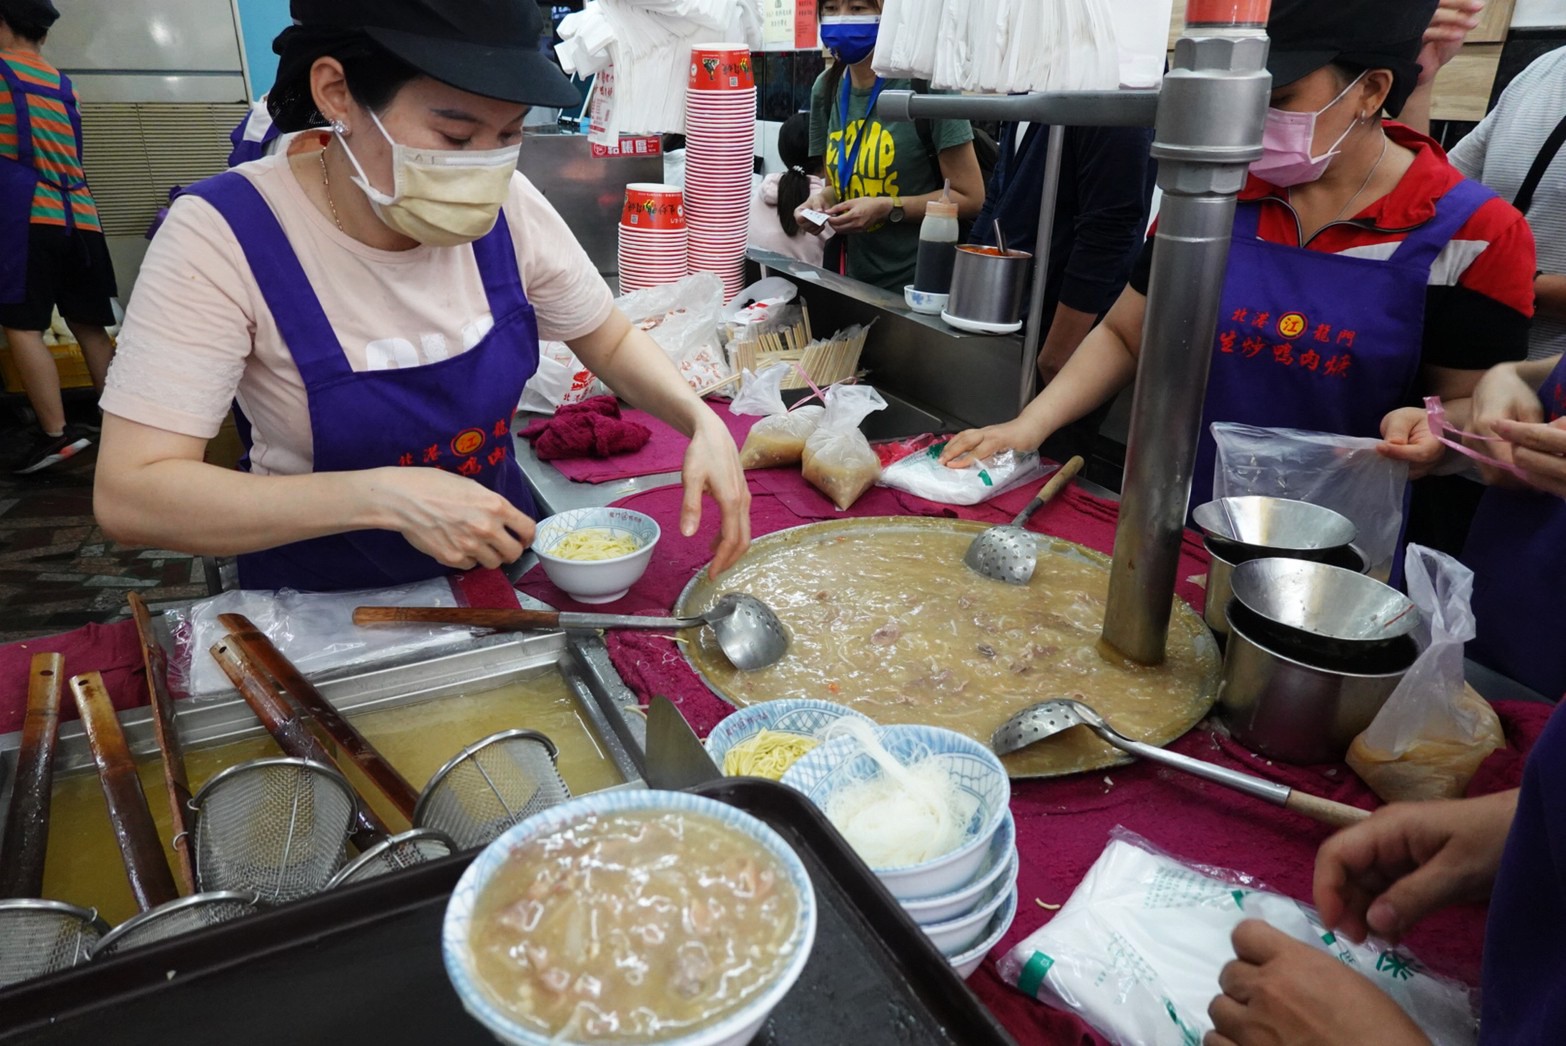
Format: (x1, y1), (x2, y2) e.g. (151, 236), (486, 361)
(947, 245), (1031, 326)
(1204, 539), (1369, 640)
(1218, 603), (1417, 764)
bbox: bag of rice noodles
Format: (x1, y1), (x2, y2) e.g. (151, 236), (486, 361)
(731, 363), (825, 469)
(802, 384), (887, 510)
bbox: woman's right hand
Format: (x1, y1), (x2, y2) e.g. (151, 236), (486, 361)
(794, 193), (831, 237)
(1469, 361), (1545, 486)
(938, 419), (1045, 469)
(1312, 790), (1518, 946)
(362, 466), (536, 571)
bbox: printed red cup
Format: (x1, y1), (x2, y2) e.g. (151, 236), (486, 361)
(622, 182), (685, 229)
(689, 43), (754, 91)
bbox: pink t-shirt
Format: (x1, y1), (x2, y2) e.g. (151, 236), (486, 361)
(103, 138), (615, 476)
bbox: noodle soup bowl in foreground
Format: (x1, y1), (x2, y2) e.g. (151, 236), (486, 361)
(444, 789), (817, 1046)
(705, 699), (876, 778)
(782, 724), (1011, 900)
(533, 508), (660, 604)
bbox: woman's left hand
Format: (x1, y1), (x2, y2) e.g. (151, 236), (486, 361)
(1492, 417), (1566, 498)
(681, 412), (752, 577)
(826, 196), (892, 234)
(1378, 406), (1444, 479)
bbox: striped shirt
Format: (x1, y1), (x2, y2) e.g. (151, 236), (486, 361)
(0, 49), (101, 232)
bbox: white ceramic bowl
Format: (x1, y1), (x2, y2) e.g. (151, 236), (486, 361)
(781, 724), (1011, 900)
(443, 789), (817, 1046)
(904, 284), (949, 316)
(705, 699), (876, 776)
(532, 507), (660, 604)
(903, 812), (1017, 926)
(921, 854), (1019, 956)
(949, 884), (1019, 980)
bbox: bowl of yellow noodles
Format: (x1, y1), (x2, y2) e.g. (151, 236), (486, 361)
(532, 508), (660, 604)
(705, 700), (876, 782)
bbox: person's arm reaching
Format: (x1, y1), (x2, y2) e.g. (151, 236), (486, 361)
(1401, 0), (1485, 137)
(939, 284), (1145, 466)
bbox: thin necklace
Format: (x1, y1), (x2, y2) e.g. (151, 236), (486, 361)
(1325, 133), (1389, 227)
(319, 146), (344, 232)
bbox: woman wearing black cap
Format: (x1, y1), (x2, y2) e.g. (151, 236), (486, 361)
(940, 0), (1536, 518)
(91, 0), (750, 591)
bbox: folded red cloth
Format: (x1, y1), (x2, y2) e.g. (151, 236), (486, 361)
(521, 409), (652, 460)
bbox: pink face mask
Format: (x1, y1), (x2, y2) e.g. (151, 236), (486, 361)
(1249, 72), (1366, 187)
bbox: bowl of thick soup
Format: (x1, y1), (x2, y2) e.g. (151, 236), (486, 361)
(443, 789), (816, 1046)
(532, 508), (660, 604)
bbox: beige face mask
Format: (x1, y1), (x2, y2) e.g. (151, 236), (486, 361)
(339, 110), (520, 247)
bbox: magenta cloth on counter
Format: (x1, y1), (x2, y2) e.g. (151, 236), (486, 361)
(545, 407), (760, 484)
(512, 465), (1551, 1046)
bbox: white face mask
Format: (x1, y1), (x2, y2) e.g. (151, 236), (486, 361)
(339, 110), (521, 247)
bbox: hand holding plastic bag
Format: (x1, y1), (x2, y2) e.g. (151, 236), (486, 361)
(1212, 422), (1410, 580)
(1347, 545), (1505, 801)
(802, 384), (887, 510)
(877, 441), (1047, 506)
(730, 363), (824, 468)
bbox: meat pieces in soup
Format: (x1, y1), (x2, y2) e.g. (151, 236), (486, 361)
(470, 810), (802, 1042)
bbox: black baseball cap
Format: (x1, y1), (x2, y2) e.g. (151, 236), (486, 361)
(1265, 0), (1438, 116)
(0, 0), (61, 29)
(290, 0), (580, 110)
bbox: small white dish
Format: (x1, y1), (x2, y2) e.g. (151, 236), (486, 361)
(949, 884), (1019, 980)
(904, 284), (949, 315)
(531, 507), (659, 604)
(921, 858), (1018, 956)
(940, 309), (1023, 336)
(903, 815), (1017, 926)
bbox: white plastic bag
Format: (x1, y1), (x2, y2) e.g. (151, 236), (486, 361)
(520, 340), (612, 413)
(801, 384), (887, 510)
(166, 579), (471, 698)
(1211, 422), (1410, 580)
(999, 830), (1478, 1046)
(1347, 545), (1505, 801)
(616, 271), (731, 393)
(730, 364), (824, 469)
(876, 441), (1047, 506)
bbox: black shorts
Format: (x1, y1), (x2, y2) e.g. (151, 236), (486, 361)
(0, 224), (119, 332)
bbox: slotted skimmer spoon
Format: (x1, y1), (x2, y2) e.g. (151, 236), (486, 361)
(964, 456), (1083, 584)
(353, 591), (791, 671)
(992, 697), (1370, 828)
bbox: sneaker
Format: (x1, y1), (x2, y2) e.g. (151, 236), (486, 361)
(13, 425), (93, 475)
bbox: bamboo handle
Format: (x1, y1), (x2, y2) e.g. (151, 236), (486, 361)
(70, 672), (179, 912)
(219, 615), (419, 820)
(1011, 455), (1085, 528)
(352, 606), (563, 630)
(0, 653), (65, 898)
(1284, 790), (1372, 829)
(128, 593), (195, 895)
(209, 641), (388, 850)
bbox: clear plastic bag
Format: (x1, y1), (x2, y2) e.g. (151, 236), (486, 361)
(1211, 422), (1410, 580)
(165, 579), (472, 698)
(730, 363), (825, 469)
(1347, 545), (1505, 802)
(617, 271), (731, 393)
(999, 829), (1478, 1046)
(519, 340), (612, 413)
(801, 384), (888, 510)
(875, 441), (1047, 506)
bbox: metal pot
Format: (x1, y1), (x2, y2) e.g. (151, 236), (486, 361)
(1194, 497), (1357, 564)
(947, 245), (1031, 326)
(1203, 539), (1368, 640)
(1230, 558), (1419, 664)
(1218, 602), (1417, 764)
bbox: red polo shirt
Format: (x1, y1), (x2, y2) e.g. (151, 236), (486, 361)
(1131, 122), (1536, 370)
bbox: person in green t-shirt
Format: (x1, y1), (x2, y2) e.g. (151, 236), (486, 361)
(798, 0), (984, 293)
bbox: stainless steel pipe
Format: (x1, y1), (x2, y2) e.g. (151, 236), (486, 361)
(1018, 124), (1068, 411)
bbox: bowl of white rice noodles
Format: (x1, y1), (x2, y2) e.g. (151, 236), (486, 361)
(781, 721), (1010, 900)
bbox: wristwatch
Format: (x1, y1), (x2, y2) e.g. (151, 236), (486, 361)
(887, 192), (905, 224)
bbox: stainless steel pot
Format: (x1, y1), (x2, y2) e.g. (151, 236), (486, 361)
(947, 245), (1031, 326)
(1218, 603), (1416, 764)
(1203, 539), (1368, 640)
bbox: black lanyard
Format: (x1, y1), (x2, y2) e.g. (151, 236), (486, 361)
(1512, 111), (1566, 215)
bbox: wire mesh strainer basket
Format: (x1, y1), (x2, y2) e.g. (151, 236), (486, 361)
(325, 828), (455, 889)
(412, 730), (571, 850)
(92, 891), (261, 958)
(0, 899), (108, 989)
(192, 757), (355, 906)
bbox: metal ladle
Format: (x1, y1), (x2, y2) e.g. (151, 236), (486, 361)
(991, 697), (1369, 829)
(353, 591), (791, 671)
(964, 456), (1083, 584)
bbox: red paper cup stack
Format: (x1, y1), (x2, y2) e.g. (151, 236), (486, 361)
(684, 42), (757, 302)
(618, 182), (688, 294)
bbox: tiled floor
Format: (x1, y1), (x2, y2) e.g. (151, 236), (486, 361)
(0, 415), (211, 644)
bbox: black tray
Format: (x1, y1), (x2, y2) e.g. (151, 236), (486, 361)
(0, 779), (1013, 1045)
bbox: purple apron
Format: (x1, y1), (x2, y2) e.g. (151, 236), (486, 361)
(1192, 178), (1495, 511)
(226, 103), (280, 169)
(182, 172), (541, 592)
(0, 58), (85, 305)
(1462, 353), (1566, 698)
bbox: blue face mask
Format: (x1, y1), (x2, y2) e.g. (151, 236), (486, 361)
(819, 15), (880, 65)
